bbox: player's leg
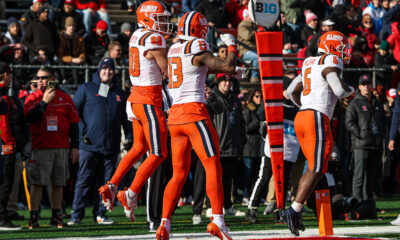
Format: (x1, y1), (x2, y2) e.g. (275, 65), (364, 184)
(189, 119), (232, 240)
(157, 124), (192, 240)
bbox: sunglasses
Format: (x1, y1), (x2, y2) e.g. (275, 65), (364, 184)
(36, 75), (50, 80)
(364, 21), (372, 24)
(254, 95), (261, 98)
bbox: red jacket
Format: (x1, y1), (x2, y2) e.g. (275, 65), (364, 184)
(0, 96), (17, 145)
(24, 89), (80, 149)
(75, 0), (106, 12)
(387, 22), (400, 64)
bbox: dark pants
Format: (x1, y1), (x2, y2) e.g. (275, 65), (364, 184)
(0, 154), (16, 222)
(352, 148), (380, 201)
(221, 157), (237, 208)
(191, 151), (206, 215)
(71, 150), (117, 220)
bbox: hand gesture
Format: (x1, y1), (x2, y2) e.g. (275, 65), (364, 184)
(220, 33), (236, 47)
(43, 87), (55, 103)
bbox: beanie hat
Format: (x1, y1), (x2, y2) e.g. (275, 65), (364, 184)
(379, 40), (390, 51)
(33, 0), (45, 3)
(120, 22), (132, 34)
(65, 16), (76, 28)
(305, 10), (317, 24)
(64, 0), (74, 4)
(7, 17), (18, 30)
(96, 20), (108, 31)
(38, 6), (49, 15)
(387, 88), (396, 98)
(98, 58), (115, 71)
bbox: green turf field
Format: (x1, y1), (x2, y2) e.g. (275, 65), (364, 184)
(1, 194), (399, 239)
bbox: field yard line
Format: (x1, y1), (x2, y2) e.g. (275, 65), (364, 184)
(36, 226), (400, 240)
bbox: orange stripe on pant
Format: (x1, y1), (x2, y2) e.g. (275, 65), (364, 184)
(294, 110), (333, 174)
(111, 103), (168, 193)
(162, 118), (224, 219)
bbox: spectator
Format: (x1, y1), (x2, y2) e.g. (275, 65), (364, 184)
(21, 0), (45, 31)
(280, 0), (306, 34)
(379, 0), (400, 41)
(374, 40), (398, 93)
(115, 23), (133, 63)
(182, 0), (201, 15)
(23, 6), (59, 62)
(211, 74), (246, 216)
(75, 0), (112, 34)
(68, 58), (131, 225)
(386, 19), (400, 64)
(238, 9), (258, 83)
(84, 20), (110, 65)
(54, 0), (86, 36)
(0, 64), (21, 231)
(4, 17), (23, 44)
(279, 11), (299, 54)
(58, 16), (86, 84)
(196, 0), (232, 28)
(11, 43), (32, 92)
(344, 44), (369, 88)
(361, 14), (380, 51)
(24, 67), (80, 228)
(345, 74), (386, 202)
(363, 0), (386, 36)
(355, 35), (375, 67)
(331, 4), (361, 37)
(300, 10), (318, 48)
(305, 17), (335, 57)
(104, 41), (125, 88)
(225, 0), (248, 28)
(241, 89), (262, 205)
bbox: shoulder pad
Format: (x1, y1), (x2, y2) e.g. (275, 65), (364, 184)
(132, 31), (166, 49)
(319, 54), (343, 70)
(183, 39), (210, 55)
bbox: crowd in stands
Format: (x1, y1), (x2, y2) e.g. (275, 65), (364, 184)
(0, 0), (400, 231)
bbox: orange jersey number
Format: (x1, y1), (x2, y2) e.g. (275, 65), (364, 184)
(151, 36), (163, 46)
(168, 57), (183, 89)
(129, 47), (140, 77)
(303, 67), (311, 96)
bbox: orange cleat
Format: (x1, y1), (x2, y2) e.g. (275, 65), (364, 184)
(207, 217), (233, 240)
(98, 181), (117, 212)
(156, 222), (170, 240)
(117, 188), (137, 221)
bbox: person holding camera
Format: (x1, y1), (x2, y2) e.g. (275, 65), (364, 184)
(24, 67), (80, 229)
(68, 58), (132, 225)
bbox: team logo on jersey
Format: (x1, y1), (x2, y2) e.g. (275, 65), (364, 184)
(116, 95), (121, 102)
(140, 5), (158, 12)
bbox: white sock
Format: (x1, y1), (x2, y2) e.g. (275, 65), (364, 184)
(160, 218), (170, 233)
(291, 201), (303, 213)
(212, 214), (225, 228)
(127, 189), (136, 199)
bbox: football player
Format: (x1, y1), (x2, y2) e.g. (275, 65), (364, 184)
(156, 11), (237, 240)
(99, 0), (172, 221)
(285, 31), (355, 236)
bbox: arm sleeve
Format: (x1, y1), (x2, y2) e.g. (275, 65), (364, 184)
(69, 123), (79, 148)
(390, 90), (400, 140)
(24, 101), (48, 124)
(286, 74), (302, 108)
(326, 72), (354, 98)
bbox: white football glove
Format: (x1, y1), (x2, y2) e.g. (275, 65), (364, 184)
(220, 33), (236, 47)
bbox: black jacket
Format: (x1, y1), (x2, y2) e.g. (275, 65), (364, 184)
(212, 88), (246, 157)
(23, 19), (59, 58)
(84, 31), (110, 65)
(345, 92), (385, 149)
(374, 52), (398, 86)
(243, 102), (262, 158)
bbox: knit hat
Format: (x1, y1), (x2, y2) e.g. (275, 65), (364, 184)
(65, 16), (76, 28)
(305, 10), (317, 24)
(379, 40), (390, 51)
(387, 88), (396, 98)
(33, 0), (45, 3)
(38, 6), (49, 15)
(120, 22), (132, 34)
(96, 20), (108, 31)
(98, 58), (115, 71)
(7, 17), (18, 30)
(64, 0), (74, 4)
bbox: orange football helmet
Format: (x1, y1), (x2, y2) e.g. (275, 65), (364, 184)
(177, 11), (208, 40)
(136, 1), (172, 35)
(317, 31), (351, 64)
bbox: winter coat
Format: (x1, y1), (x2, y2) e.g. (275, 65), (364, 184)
(73, 70), (132, 154)
(387, 21), (400, 64)
(237, 19), (256, 57)
(84, 30), (110, 65)
(345, 92), (385, 149)
(58, 31), (86, 63)
(23, 19), (59, 58)
(374, 52), (398, 86)
(243, 102), (262, 158)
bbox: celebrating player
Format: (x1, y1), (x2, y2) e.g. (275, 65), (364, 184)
(285, 30), (355, 236)
(156, 11), (237, 240)
(99, 0), (172, 221)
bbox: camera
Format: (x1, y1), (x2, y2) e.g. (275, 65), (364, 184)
(47, 81), (56, 89)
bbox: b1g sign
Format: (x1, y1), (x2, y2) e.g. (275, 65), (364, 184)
(248, 0), (279, 28)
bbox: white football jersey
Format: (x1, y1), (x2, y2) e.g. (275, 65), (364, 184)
(167, 38), (210, 105)
(128, 28), (166, 86)
(300, 54), (344, 119)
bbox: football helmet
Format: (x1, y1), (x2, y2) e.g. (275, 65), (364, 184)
(317, 31), (351, 64)
(136, 1), (172, 35)
(178, 11), (208, 40)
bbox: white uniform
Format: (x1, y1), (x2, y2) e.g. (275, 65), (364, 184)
(167, 38), (210, 105)
(299, 54), (343, 119)
(128, 28), (166, 87)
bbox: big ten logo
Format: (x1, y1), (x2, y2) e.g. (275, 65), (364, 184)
(316, 192), (321, 200)
(255, 2), (277, 14)
(283, 122), (295, 136)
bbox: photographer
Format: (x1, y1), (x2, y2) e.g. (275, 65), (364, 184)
(24, 67), (80, 229)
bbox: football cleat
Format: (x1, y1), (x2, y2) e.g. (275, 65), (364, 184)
(99, 181), (117, 212)
(282, 207), (305, 236)
(207, 217), (233, 240)
(117, 188), (137, 221)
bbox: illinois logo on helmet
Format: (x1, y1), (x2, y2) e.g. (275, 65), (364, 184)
(317, 30), (351, 64)
(136, 1), (172, 35)
(178, 11), (208, 41)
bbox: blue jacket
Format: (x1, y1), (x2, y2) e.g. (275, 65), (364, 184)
(73, 72), (132, 154)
